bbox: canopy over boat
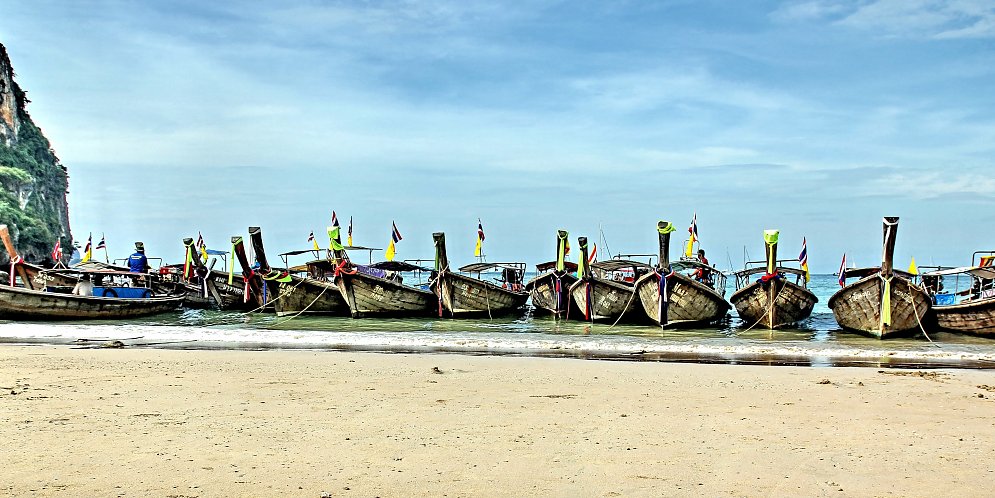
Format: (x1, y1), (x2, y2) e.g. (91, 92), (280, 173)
(458, 262), (526, 273)
(535, 260), (579, 273)
(591, 260), (653, 272)
(923, 266), (995, 279)
(369, 261), (432, 272)
(843, 266), (916, 280)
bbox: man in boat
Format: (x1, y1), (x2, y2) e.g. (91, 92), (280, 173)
(72, 275), (94, 296)
(695, 249), (714, 287)
(128, 242), (150, 273)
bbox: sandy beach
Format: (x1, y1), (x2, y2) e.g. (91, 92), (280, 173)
(2, 346), (995, 497)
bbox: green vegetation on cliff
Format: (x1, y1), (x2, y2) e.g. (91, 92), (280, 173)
(0, 42), (71, 263)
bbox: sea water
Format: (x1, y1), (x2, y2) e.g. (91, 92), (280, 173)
(2, 274), (994, 368)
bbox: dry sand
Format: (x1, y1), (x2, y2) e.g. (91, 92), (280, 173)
(2, 346), (995, 497)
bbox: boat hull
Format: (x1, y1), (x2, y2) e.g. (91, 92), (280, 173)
(828, 274), (931, 338)
(525, 271), (581, 318)
(432, 272), (529, 317)
(266, 276), (348, 317)
(337, 273), (435, 318)
(730, 278), (817, 329)
(635, 272), (730, 327)
(933, 298), (995, 336)
(568, 277), (640, 323)
(0, 285), (184, 320)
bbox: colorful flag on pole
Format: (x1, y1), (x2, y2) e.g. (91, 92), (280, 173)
(589, 242), (598, 263)
(95, 234), (106, 250)
(685, 212), (698, 258)
(798, 237), (810, 282)
(908, 257), (918, 275)
(474, 219), (485, 257)
(196, 232), (208, 262)
(308, 231), (319, 251)
(838, 253), (847, 287)
(981, 255), (995, 267)
(385, 222), (402, 261)
(347, 216), (353, 247)
(81, 233), (93, 263)
(331, 211), (339, 228)
(51, 239), (61, 262)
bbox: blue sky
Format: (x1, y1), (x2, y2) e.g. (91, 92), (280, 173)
(2, 0), (994, 271)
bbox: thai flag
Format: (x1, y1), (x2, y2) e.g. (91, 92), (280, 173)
(688, 213), (698, 243)
(331, 211), (339, 228)
(95, 234), (106, 250)
(477, 219), (485, 242)
(307, 231), (315, 243)
(838, 253), (846, 287)
(799, 237), (809, 282)
(391, 222), (402, 243)
(51, 239), (61, 261)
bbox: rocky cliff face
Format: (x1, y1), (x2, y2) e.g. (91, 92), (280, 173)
(0, 42), (71, 263)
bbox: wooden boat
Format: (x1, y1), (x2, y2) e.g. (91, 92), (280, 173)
(729, 230), (817, 329)
(248, 226), (347, 317)
(430, 232), (529, 317)
(568, 237), (649, 323)
(921, 252), (995, 336)
(0, 269), (184, 320)
(633, 221), (730, 327)
(158, 237), (252, 311)
(1, 224), (63, 289)
(311, 257), (436, 318)
(524, 230), (581, 318)
(827, 217), (931, 338)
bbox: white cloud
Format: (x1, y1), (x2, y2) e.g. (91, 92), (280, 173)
(838, 0), (995, 39)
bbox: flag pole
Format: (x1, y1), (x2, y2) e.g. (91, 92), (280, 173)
(103, 233), (109, 263)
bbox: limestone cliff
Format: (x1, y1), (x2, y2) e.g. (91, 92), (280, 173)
(0, 42), (71, 263)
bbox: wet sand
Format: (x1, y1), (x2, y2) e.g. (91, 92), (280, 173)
(2, 346), (995, 497)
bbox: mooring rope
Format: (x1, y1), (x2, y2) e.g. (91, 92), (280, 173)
(271, 283), (330, 326)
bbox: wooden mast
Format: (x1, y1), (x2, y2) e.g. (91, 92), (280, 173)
(433, 232), (449, 272)
(764, 229), (780, 329)
(555, 230), (568, 273)
(231, 235), (264, 308)
(578, 237), (591, 278)
(657, 221), (672, 270)
(247, 227), (270, 272)
(882, 217), (899, 277)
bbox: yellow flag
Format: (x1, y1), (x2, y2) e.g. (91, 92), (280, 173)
(685, 238), (694, 258)
(200, 245), (209, 263)
(908, 257), (918, 275)
(474, 237), (482, 257)
(385, 239), (396, 261)
(81, 249), (92, 263)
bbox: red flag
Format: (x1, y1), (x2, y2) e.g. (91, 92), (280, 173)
(589, 243), (598, 263)
(51, 240), (61, 261)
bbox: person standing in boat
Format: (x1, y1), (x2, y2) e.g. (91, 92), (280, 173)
(128, 242), (150, 273)
(695, 249), (714, 287)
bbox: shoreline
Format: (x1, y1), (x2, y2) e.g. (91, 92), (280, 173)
(3, 345), (995, 496)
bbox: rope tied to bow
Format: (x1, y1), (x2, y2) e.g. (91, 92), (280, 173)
(656, 267), (676, 327)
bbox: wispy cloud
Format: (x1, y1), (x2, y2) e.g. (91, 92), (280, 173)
(772, 0), (995, 39)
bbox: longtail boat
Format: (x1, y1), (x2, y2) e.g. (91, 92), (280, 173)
(524, 230), (581, 318)
(0, 268), (184, 320)
(921, 251), (995, 336)
(634, 221), (730, 327)
(729, 230), (817, 329)
(303, 226), (436, 318)
(230, 235), (271, 311)
(159, 238), (251, 310)
(568, 237), (649, 323)
(430, 232), (529, 317)
(827, 217), (931, 338)
(248, 226), (347, 317)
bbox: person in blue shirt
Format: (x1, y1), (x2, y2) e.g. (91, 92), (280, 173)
(128, 242), (150, 273)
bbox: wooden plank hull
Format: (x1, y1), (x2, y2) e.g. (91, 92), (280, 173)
(337, 273), (435, 318)
(730, 279), (817, 329)
(933, 299), (995, 336)
(635, 272), (730, 327)
(525, 271), (582, 318)
(432, 272), (529, 317)
(0, 285), (184, 320)
(266, 276), (348, 317)
(568, 277), (641, 323)
(828, 274), (931, 338)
